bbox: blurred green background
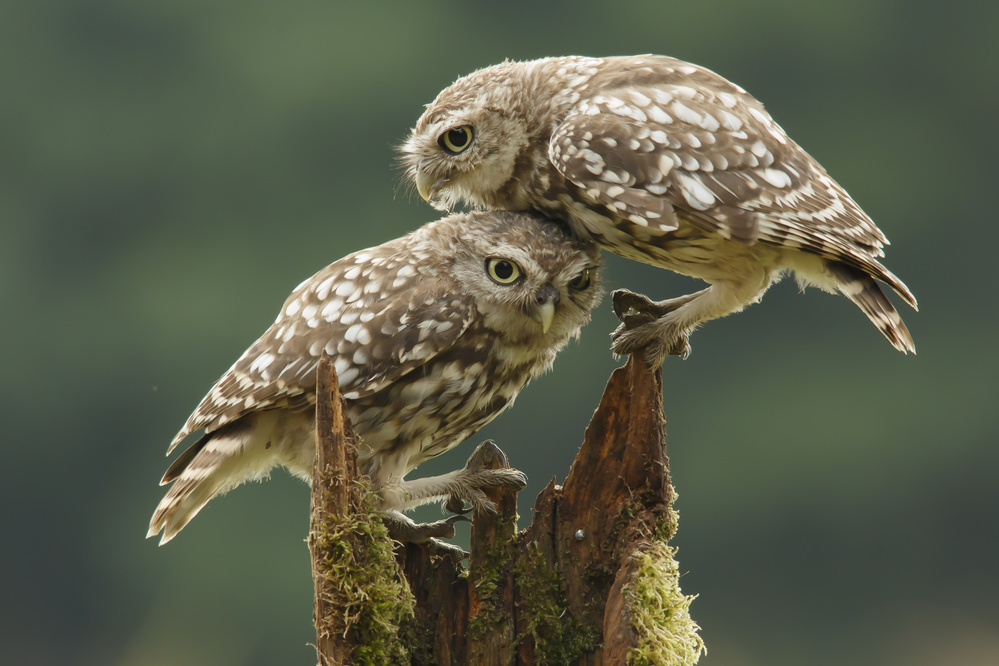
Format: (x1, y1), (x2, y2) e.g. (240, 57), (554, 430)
(3, 1), (996, 664)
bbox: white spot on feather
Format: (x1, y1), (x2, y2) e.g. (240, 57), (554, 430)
(344, 323), (371, 345)
(630, 91), (651, 107)
(677, 174), (717, 210)
(672, 101), (702, 126)
(333, 356), (351, 378)
(760, 168), (792, 188)
(717, 92), (738, 109)
(653, 90), (674, 106)
(315, 276), (335, 300)
(250, 353), (275, 374)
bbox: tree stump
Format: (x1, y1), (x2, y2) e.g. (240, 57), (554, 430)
(309, 354), (704, 665)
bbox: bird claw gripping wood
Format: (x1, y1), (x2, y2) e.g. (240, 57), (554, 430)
(384, 513), (471, 544)
(445, 440), (527, 516)
(610, 288), (693, 364)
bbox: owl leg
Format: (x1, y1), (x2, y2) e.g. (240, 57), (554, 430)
(380, 440), (527, 516)
(611, 279), (770, 366)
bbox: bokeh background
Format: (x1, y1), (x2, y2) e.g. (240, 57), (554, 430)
(3, 1), (996, 664)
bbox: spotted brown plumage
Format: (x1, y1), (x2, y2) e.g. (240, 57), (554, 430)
(148, 211), (601, 544)
(400, 55), (916, 364)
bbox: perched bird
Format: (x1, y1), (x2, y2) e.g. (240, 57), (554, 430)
(400, 55), (916, 365)
(148, 211), (601, 544)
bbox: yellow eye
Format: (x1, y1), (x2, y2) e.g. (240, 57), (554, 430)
(569, 268), (592, 291)
(485, 257), (522, 284)
(438, 125), (474, 154)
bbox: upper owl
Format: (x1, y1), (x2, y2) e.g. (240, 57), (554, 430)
(400, 55), (916, 364)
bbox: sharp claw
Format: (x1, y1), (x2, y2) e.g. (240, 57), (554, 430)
(445, 495), (471, 514)
(464, 439), (509, 472)
(386, 514), (470, 543)
(611, 322), (691, 366)
(445, 514), (471, 527)
(508, 471), (528, 490)
(418, 518), (458, 540)
(612, 289), (654, 319)
(621, 312), (656, 328)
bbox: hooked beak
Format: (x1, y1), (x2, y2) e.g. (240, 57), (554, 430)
(415, 169), (447, 203)
(529, 283), (561, 334)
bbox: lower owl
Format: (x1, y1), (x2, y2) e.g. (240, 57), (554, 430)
(148, 211), (601, 544)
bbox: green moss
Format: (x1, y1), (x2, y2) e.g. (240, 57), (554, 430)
(467, 512), (518, 640)
(311, 480), (414, 665)
(624, 541), (705, 666)
(655, 507), (680, 543)
(514, 543), (600, 664)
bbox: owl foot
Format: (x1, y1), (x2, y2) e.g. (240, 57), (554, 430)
(611, 288), (702, 366)
(612, 288), (708, 322)
(611, 322), (690, 367)
(382, 440), (526, 516)
(444, 440), (527, 516)
(382, 511), (471, 544)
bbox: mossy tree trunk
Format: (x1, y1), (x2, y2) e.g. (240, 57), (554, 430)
(309, 354), (704, 665)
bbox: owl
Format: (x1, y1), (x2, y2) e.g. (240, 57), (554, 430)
(400, 55), (916, 365)
(148, 211), (601, 544)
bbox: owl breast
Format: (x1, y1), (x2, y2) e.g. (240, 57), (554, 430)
(343, 326), (547, 487)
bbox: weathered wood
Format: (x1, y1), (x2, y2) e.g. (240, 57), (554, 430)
(308, 352), (413, 666)
(309, 352), (362, 665)
(309, 354), (699, 664)
(399, 542), (468, 666)
(466, 442), (519, 664)
(510, 355), (675, 664)
(557, 355), (674, 664)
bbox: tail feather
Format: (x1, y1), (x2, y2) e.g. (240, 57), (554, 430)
(148, 422), (270, 545)
(160, 432), (211, 485)
(828, 262), (916, 354)
(869, 263), (918, 312)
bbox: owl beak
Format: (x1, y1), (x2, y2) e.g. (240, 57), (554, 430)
(530, 283), (561, 334)
(415, 169), (445, 203)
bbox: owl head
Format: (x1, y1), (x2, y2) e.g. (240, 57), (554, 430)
(433, 211), (602, 347)
(399, 59), (566, 212)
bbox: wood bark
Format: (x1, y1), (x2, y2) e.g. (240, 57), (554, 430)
(310, 355), (677, 664)
(309, 352), (364, 665)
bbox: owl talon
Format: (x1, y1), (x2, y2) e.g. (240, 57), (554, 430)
(451, 466), (527, 515)
(444, 495), (472, 515)
(611, 319), (691, 366)
(464, 439), (509, 471)
(612, 288), (710, 325)
(444, 440), (527, 515)
(612, 289), (661, 320)
(384, 513), (470, 544)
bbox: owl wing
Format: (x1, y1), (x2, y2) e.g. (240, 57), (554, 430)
(167, 255), (476, 454)
(548, 66), (913, 304)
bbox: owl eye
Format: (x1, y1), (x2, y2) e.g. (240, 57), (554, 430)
(568, 268), (592, 291)
(485, 257), (522, 285)
(438, 125), (474, 154)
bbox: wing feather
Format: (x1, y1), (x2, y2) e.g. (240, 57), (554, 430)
(167, 245), (476, 454)
(548, 56), (913, 304)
